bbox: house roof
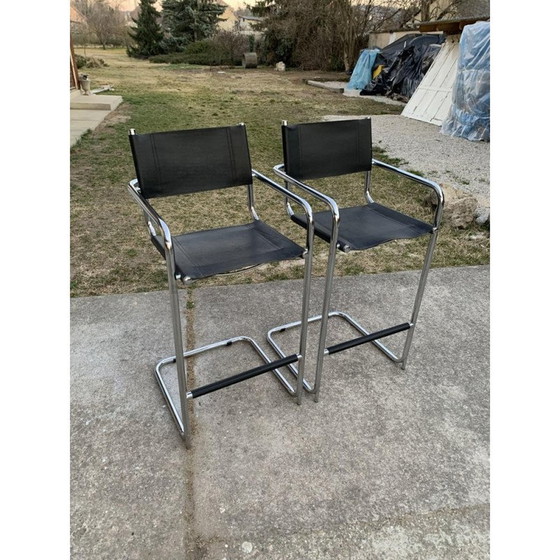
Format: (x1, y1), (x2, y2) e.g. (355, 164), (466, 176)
(70, 5), (86, 24)
(418, 16), (489, 34)
(239, 15), (262, 21)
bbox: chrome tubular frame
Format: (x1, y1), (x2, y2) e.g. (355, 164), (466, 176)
(252, 170), (314, 404)
(269, 154), (444, 403)
(127, 151), (315, 446)
(364, 170), (374, 204)
(369, 158), (444, 370)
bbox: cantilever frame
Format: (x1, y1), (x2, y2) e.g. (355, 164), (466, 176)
(269, 120), (444, 402)
(128, 135), (315, 448)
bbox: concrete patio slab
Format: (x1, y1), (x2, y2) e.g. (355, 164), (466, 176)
(71, 291), (191, 560)
(70, 265), (489, 559)
(71, 109), (112, 123)
(70, 91), (123, 148)
(70, 109), (113, 145)
(190, 265), (489, 559)
(71, 92), (123, 111)
(306, 80), (345, 93)
(305, 79), (406, 106)
(343, 87), (407, 105)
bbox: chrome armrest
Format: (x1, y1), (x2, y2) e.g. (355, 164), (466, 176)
(272, 164), (340, 224)
(252, 170), (313, 226)
(253, 170), (315, 255)
(127, 179), (173, 251)
(371, 158), (444, 228)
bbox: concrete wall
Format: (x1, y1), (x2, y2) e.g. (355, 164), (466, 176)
(368, 30), (418, 49)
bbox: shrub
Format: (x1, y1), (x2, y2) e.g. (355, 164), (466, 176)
(149, 39), (233, 66)
(213, 31), (250, 66)
(149, 52), (191, 64)
(75, 55), (109, 68)
(183, 39), (227, 65)
(159, 35), (189, 54)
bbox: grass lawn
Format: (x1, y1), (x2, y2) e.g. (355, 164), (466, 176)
(70, 48), (489, 297)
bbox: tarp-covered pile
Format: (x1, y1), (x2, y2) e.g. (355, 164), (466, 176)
(360, 34), (445, 101)
(347, 48), (380, 90)
(441, 21), (490, 141)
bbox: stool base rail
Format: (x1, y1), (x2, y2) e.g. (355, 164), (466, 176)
(155, 335), (300, 445)
(267, 310), (411, 398)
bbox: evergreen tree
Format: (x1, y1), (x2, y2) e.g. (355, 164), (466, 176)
(128, 0), (164, 58)
(162, 0), (225, 45)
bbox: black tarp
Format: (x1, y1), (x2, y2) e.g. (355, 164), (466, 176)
(361, 33), (445, 100)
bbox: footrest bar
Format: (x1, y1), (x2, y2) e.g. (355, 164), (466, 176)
(326, 323), (411, 356)
(188, 354), (300, 399)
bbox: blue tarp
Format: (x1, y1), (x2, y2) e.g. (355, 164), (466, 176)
(347, 49), (380, 90)
(441, 21), (490, 142)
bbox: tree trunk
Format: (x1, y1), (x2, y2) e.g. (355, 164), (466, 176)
(421, 0), (431, 21)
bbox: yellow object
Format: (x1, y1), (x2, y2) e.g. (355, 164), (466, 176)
(372, 65), (383, 79)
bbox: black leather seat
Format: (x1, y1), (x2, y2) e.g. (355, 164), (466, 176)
(151, 221), (304, 280)
(291, 203), (433, 252)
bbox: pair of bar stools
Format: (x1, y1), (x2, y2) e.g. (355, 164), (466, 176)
(128, 118), (444, 448)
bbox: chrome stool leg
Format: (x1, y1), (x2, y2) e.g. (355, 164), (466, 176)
(267, 228), (440, 403)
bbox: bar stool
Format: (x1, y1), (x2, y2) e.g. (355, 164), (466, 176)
(128, 124), (315, 447)
(268, 118), (444, 402)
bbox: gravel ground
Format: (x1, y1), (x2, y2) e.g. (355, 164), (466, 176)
(324, 113), (490, 208)
(308, 80), (406, 106)
(343, 88), (406, 106)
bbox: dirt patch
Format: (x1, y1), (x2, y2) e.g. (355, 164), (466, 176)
(97, 104), (132, 130)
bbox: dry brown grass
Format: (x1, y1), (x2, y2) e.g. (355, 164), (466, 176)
(70, 48), (489, 297)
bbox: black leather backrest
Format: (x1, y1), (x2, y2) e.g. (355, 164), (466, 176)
(282, 118), (372, 180)
(129, 124), (253, 198)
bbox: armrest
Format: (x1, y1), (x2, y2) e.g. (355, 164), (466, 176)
(272, 164), (340, 224)
(252, 170), (314, 225)
(253, 170), (315, 254)
(127, 179), (173, 251)
(371, 158), (444, 228)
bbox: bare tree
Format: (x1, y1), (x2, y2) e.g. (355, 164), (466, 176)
(213, 30), (250, 64)
(333, 1), (422, 72)
(253, 0), (488, 72)
(73, 0), (128, 48)
(419, 0), (490, 22)
(329, 0), (367, 73)
(374, 0), (489, 29)
(253, 0), (339, 70)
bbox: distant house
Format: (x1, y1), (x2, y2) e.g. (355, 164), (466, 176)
(121, 8), (140, 26)
(235, 15), (263, 36)
(217, 1), (263, 37)
(71, 5), (86, 27)
(217, 1), (237, 32)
